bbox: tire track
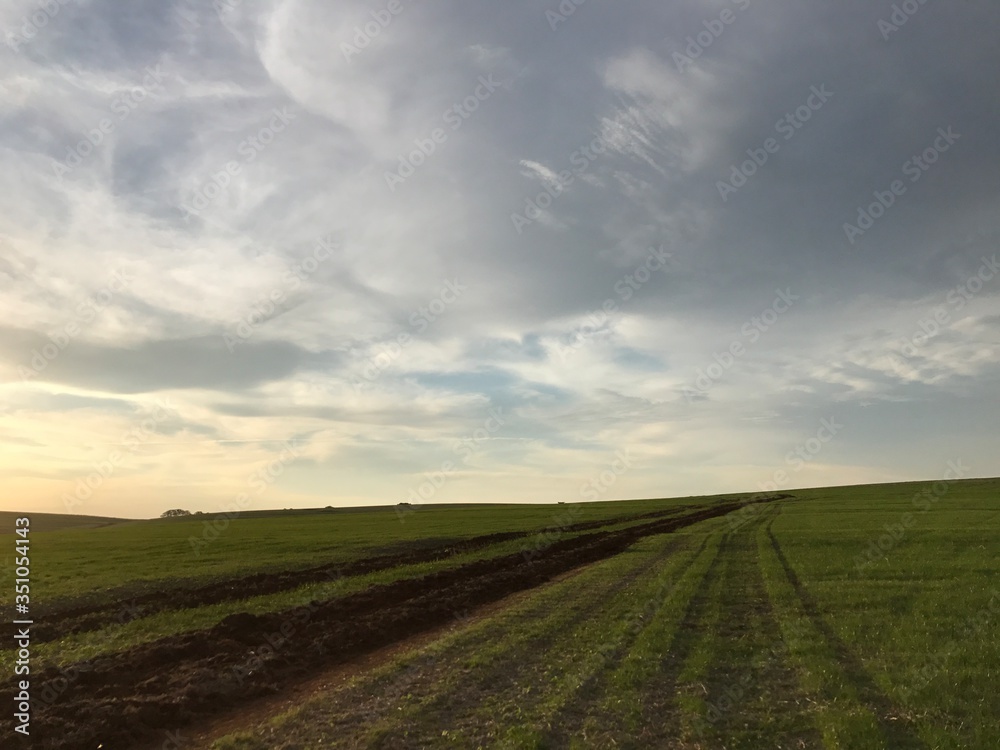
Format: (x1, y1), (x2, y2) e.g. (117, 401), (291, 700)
(764, 513), (927, 749)
(634, 528), (733, 746)
(356, 535), (694, 749)
(0, 500), (773, 750)
(29, 506), (693, 643)
(544, 533), (718, 746)
(692, 507), (821, 748)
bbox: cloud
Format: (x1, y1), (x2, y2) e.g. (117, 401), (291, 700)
(1, 0), (998, 515)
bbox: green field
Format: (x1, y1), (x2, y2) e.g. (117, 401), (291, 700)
(2, 479), (998, 749)
(0, 511), (129, 534)
(15, 496), (712, 606)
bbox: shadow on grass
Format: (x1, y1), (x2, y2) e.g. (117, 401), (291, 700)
(766, 522), (928, 750)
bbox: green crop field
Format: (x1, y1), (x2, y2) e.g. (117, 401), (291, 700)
(2, 479), (998, 749)
(15, 495), (711, 606)
(0, 511), (129, 535)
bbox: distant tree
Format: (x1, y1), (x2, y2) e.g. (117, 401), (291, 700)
(161, 509), (192, 518)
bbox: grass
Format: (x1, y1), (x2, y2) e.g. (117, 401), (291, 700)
(772, 480), (1000, 749)
(4, 519), (658, 671)
(6, 478), (999, 748)
(210, 524), (727, 749)
(208, 478), (1000, 748)
(758, 512), (886, 748)
(7, 495), (716, 607)
(0, 510), (128, 534)
(0, 507), (712, 676)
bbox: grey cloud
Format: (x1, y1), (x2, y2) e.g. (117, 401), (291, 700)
(0, 327), (340, 393)
(2, 0), (998, 509)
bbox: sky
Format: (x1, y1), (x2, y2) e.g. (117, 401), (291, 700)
(0, 0), (998, 519)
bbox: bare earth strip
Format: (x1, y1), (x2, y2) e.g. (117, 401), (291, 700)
(688, 509), (822, 748)
(340, 534), (698, 748)
(0, 501), (761, 749)
(200, 525), (725, 749)
(29, 506), (693, 643)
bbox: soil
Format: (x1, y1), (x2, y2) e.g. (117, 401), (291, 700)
(31, 505), (698, 643)
(2, 498), (785, 750)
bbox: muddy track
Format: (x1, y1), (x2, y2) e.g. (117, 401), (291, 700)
(635, 527), (733, 745)
(30, 505), (695, 644)
(697, 513), (822, 747)
(2, 500), (782, 750)
(359, 535), (695, 749)
(538, 534), (718, 747)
